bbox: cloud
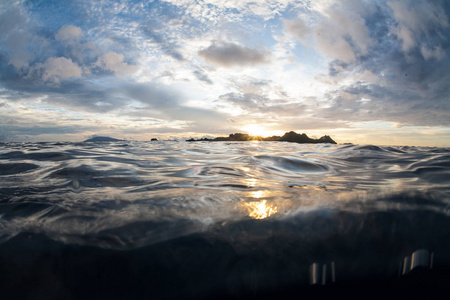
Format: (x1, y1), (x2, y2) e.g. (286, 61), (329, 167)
(0, 0), (449, 144)
(55, 25), (83, 45)
(216, 77), (308, 118)
(141, 23), (186, 61)
(0, 6), (32, 69)
(121, 82), (181, 110)
(420, 45), (444, 61)
(119, 81), (230, 128)
(317, 81), (450, 127)
(387, 0), (449, 56)
(198, 41), (270, 67)
(282, 0), (450, 129)
(6, 31), (31, 69)
(219, 91), (308, 118)
(284, 18), (311, 45)
(162, 0), (302, 21)
(193, 69), (213, 85)
(285, 2), (375, 64)
(53, 25), (101, 66)
(36, 57), (83, 84)
(94, 52), (137, 76)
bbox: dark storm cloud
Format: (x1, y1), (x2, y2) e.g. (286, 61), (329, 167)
(198, 41), (270, 67)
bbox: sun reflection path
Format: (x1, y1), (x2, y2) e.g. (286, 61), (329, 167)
(245, 178), (258, 188)
(242, 199), (278, 219)
(240, 170), (279, 219)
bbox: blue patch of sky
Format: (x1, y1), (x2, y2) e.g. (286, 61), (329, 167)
(24, 0), (86, 31)
(219, 13), (278, 49)
(290, 42), (325, 70)
(259, 16), (282, 47)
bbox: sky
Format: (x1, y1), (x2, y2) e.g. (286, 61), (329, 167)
(0, 0), (449, 146)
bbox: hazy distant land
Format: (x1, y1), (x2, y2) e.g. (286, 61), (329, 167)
(83, 131), (336, 144)
(84, 136), (124, 142)
(187, 131), (336, 144)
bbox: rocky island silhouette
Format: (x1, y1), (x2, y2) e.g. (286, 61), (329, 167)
(187, 131), (336, 144)
(82, 132), (336, 144)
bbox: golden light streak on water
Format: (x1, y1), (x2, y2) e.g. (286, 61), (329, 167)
(249, 190), (265, 198)
(242, 199), (278, 219)
(245, 178), (258, 188)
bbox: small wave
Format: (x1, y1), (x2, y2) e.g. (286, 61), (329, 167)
(92, 177), (147, 187)
(0, 151), (70, 161)
(0, 163), (39, 175)
(0, 202), (65, 221)
(49, 165), (100, 178)
(254, 155), (328, 172)
(0, 141), (449, 253)
(0, 141), (449, 300)
(25, 152), (71, 161)
(197, 166), (246, 177)
(0, 151), (26, 159)
(412, 166), (449, 175)
(354, 145), (386, 151)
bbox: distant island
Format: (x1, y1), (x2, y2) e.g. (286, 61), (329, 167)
(82, 132), (335, 144)
(84, 136), (123, 142)
(187, 131), (336, 144)
(83, 136), (160, 142)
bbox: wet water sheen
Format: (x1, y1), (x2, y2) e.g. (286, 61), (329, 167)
(0, 141), (449, 297)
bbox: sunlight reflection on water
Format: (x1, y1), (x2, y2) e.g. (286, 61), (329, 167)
(0, 141), (449, 245)
(242, 190), (279, 219)
(242, 199), (278, 219)
(1, 141), (450, 299)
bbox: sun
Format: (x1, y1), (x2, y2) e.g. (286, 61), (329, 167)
(243, 124), (268, 137)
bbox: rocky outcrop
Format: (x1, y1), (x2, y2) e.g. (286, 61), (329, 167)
(187, 131), (337, 144)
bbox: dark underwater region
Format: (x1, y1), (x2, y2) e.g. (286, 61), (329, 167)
(1, 207), (449, 299)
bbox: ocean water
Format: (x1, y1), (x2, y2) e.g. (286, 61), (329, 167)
(1, 141), (449, 298)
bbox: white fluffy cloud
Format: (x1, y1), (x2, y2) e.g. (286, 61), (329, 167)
(55, 25), (83, 45)
(94, 52), (137, 75)
(39, 57), (83, 84)
(285, 2), (375, 63)
(284, 19), (310, 45)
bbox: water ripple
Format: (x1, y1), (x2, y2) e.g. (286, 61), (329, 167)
(0, 141), (449, 248)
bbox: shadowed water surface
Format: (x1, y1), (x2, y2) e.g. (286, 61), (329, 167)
(0, 141), (449, 298)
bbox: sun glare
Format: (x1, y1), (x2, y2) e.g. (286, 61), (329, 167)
(244, 124), (267, 137)
(242, 200), (278, 219)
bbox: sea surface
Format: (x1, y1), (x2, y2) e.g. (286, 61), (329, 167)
(1, 141), (449, 298)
